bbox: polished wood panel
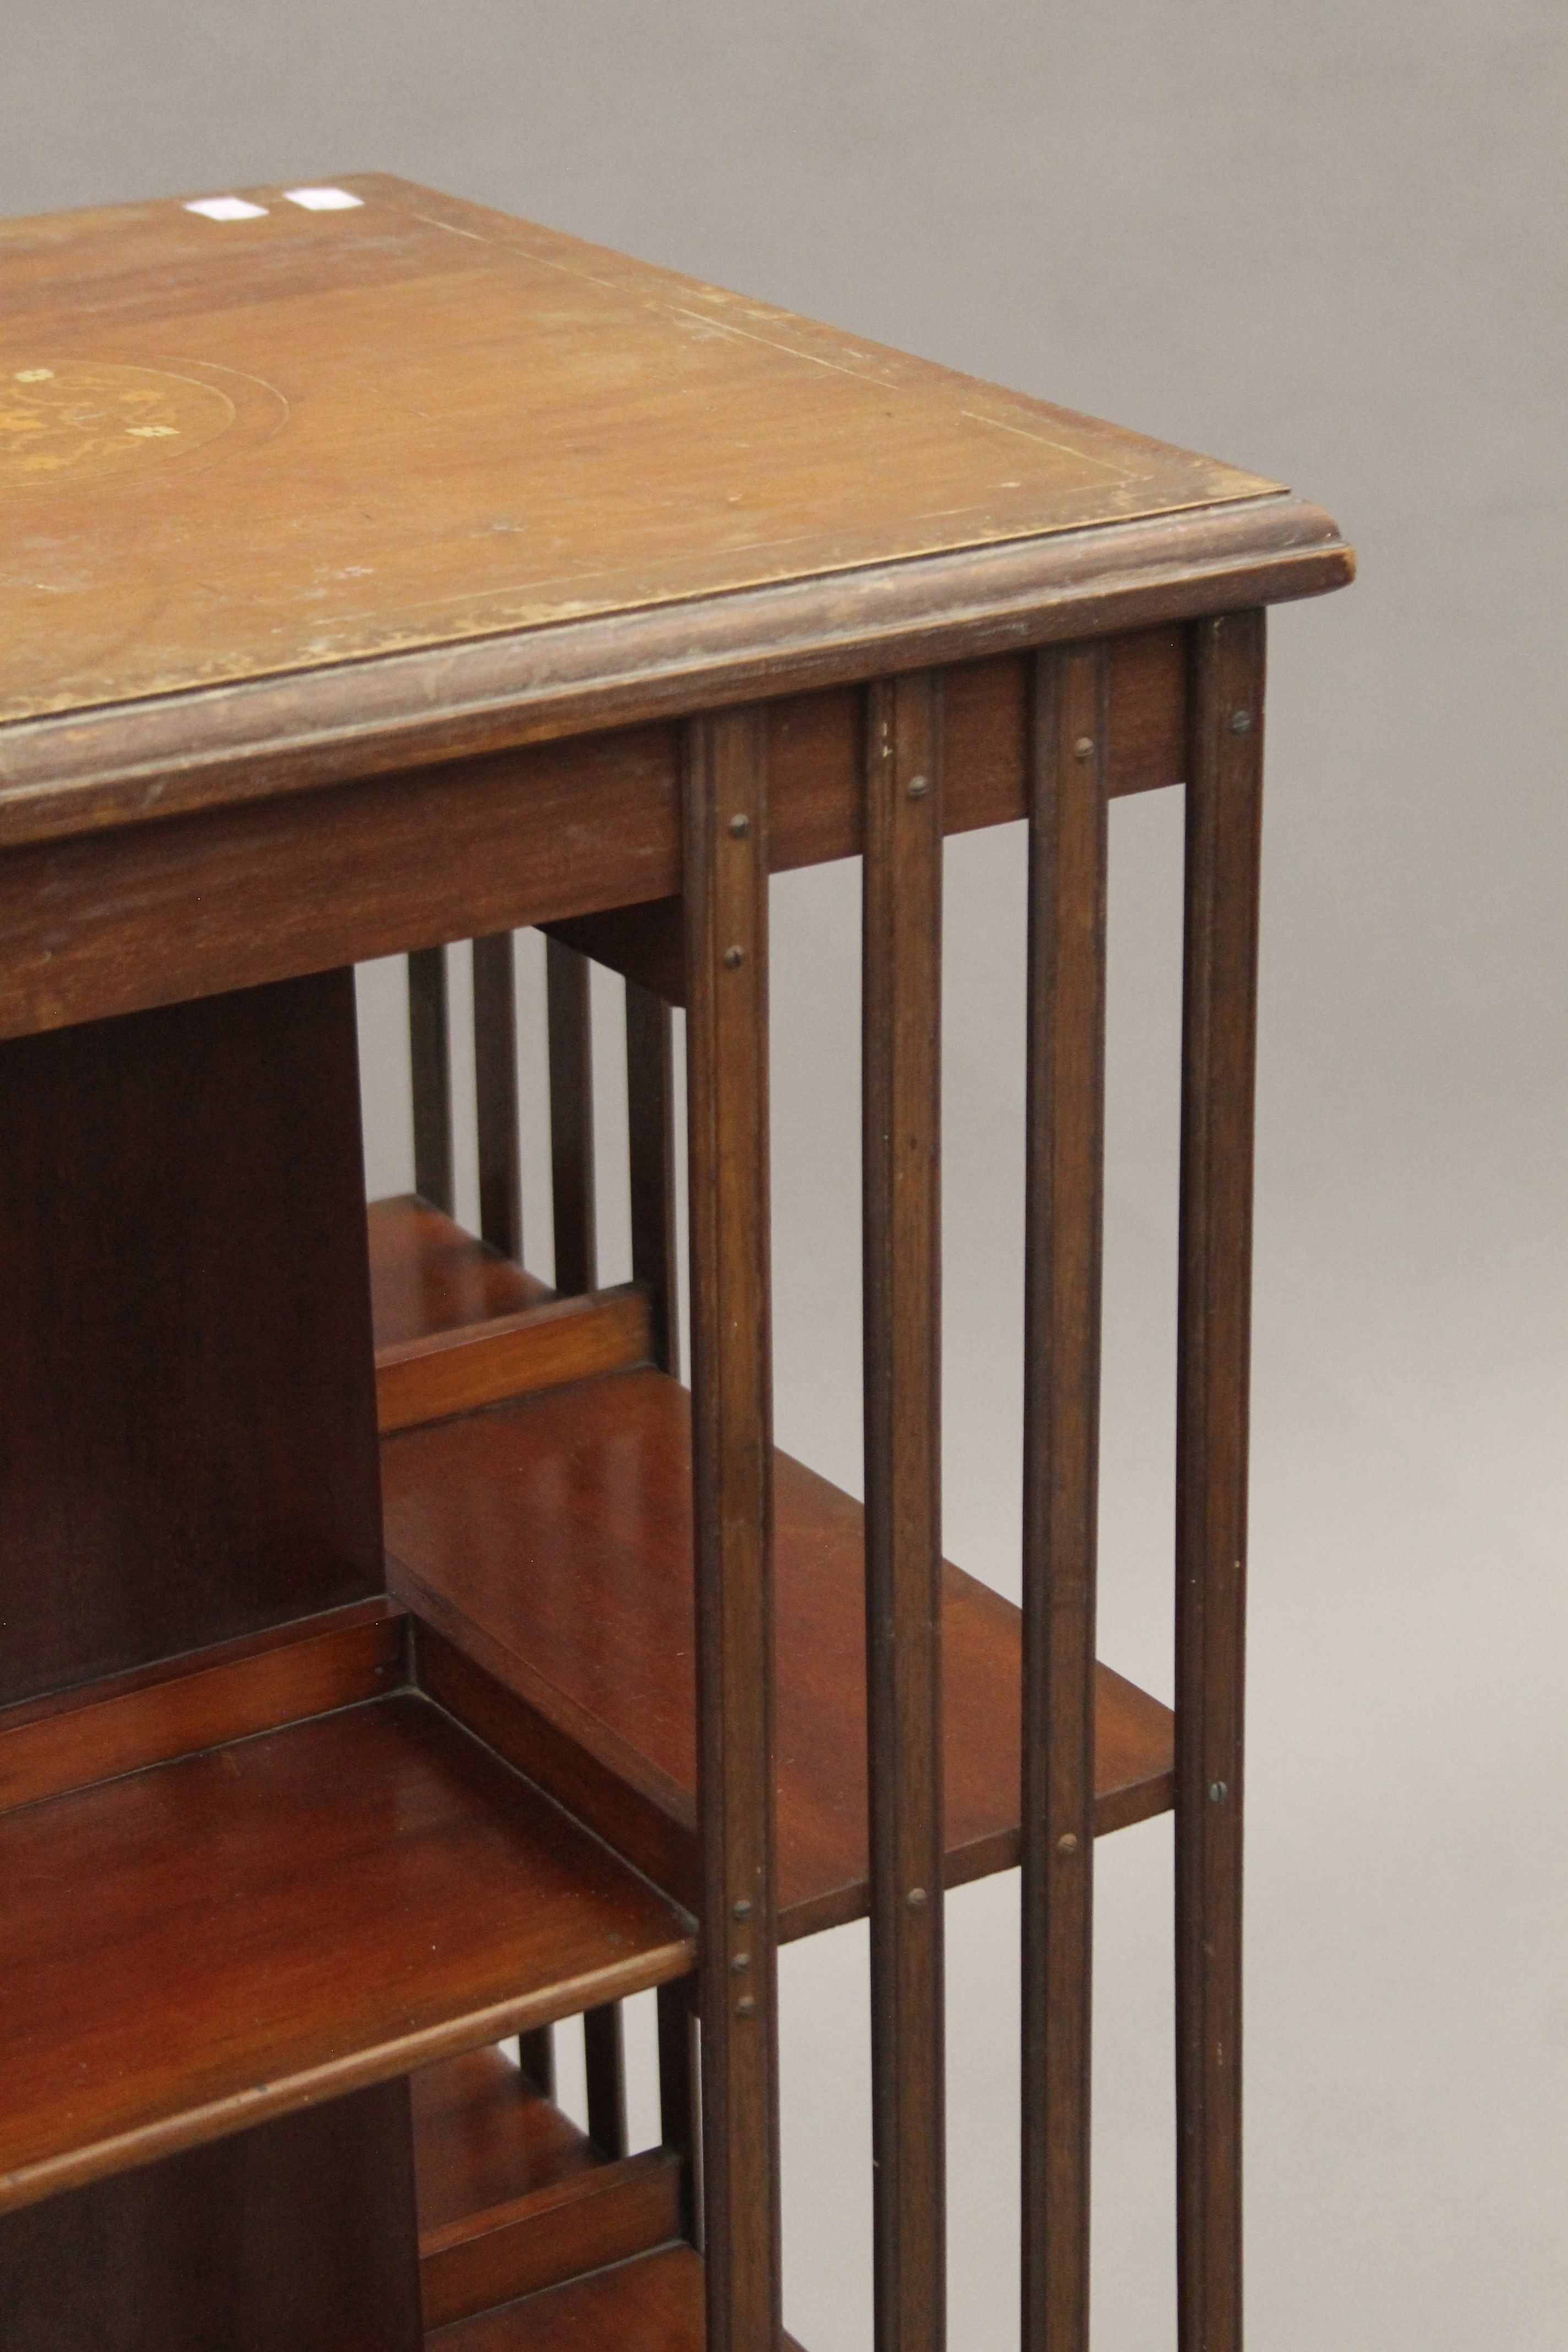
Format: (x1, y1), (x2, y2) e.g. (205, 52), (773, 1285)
(0, 970), (382, 1706)
(1020, 644), (1110, 2352)
(1175, 612), (1265, 2352)
(0, 1695), (692, 2211)
(0, 2082), (424, 2352)
(0, 177), (1277, 734)
(428, 2245), (810, 2352)
(683, 704), (782, 2352)
(369, 1196), (553, 1349)
(383, 1369), (1175, 1935)
(862, 671), (946, 2352)
(473, 933), (525, 1261)
(0, 1598), (404, 1815)
(376, 1286), (653, 1434)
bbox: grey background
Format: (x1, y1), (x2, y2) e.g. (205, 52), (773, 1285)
(6, 5), (1564, 2344)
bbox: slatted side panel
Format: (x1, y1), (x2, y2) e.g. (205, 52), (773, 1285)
(471, 931), (524, 1262)
(683, 704), (783, 2352)
(546, 935), (598, 1297)
(407, 945), (454, 1217)
(1020, 644), (1111, 2352)
(862, 671), (946, 2352)
(1175, 609), (1265, 2352)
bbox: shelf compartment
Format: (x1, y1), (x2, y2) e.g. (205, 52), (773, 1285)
(414, 2049), (683, 2328)
(428, 2244), (808, 2351)
(0, 1693), (693, 2215)
(384, 1367), (1174, 1941)
(369, 1197), (554, 1351)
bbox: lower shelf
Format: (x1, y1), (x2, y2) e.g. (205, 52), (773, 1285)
(384, 1366), (1174, 1940)
(0, 1692), (692, 2214)
(413, 2049), (684, 2329)
(428, 2244), (808, 2351)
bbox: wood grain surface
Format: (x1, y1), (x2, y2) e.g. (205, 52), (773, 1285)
(0, 1695), (692, 2213)
(0, 175), (1276, 734)
(369, 1196), (553, 1349)
(383, 1368), (1175, 1937)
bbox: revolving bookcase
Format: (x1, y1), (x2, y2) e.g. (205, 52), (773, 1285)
(0, 177), (1352, 2350)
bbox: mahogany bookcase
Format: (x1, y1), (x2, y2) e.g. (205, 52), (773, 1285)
(0, 177), (1352, 2351)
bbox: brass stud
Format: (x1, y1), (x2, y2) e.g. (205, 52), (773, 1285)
(1057, 1832), (1079, 1855)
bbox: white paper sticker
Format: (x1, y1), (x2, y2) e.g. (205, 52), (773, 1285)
(184, 195), (269, 221)
(282, 187), (364, 211)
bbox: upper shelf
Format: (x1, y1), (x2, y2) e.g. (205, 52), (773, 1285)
(0, 1684), (692, 2214)
(0, 176), (1351, 834)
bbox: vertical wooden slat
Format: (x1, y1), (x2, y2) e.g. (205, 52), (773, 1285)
(657, 1975), (701, 2243)
(1175, 608), (1265, 2352)
(546, 935), (597, 1296)
(516, 2028), (555, 2099)
(472, 931), (524, 1261)
(583, 2003), (629, 2162)
(1020, 643), (1110, 2352)
(862, 668), (946, 2352)
(407, 946), (454, 1217)
(626, 976), (681, 1376)
(683, 703), (781, 2352)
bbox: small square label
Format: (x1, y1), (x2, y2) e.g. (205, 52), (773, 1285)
(282, 187), (364, 212)
(184, 195), (269, 221)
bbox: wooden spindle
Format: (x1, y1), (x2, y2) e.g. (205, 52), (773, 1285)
(1020, 643), (1110, 2352)
(862, 669), (946, 2352)
(657, 1976), (701, 2243)
(516, 2028), (555, 2100)
(472, 931), (524, 1262)
(683, 703), (781, 2352)
(546, 935), (597, 1297)
(626, 977), (681, 1377)
(583, 2002), (629, 2162)
(1175, 609), (1265, 2352)
(407, 945), (454, 1217)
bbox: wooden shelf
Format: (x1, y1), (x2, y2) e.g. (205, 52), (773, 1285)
(383, 1366), (1174, 1941)
(428, 2244), (808, 2350)
(0, 1691), (692, 2214)
(413, 2049), (685, 2329)
(370, 1197), (554, 1349)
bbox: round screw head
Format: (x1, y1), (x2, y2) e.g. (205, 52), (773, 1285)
(723, 945), (745, 968)
(728, 813), (751, 836)
(1057, 1832), (1079, 1855)
(732, 1898), (753, 1920)
(1074, 735), (1095, 761)
(736, 1994), (757, 2016)
(1229, 709), (1253, 734)
(906, 1886), (928, 1909)
(731, 1952), (751, 1973)
(907, 774), (931, 799)
(1209, 1780), (1228, 1803)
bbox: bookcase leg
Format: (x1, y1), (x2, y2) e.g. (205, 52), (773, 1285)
(862, 670), (948, 2352)
(0, 2082), (423, 2352)
(1021, 643), (1111, 2352)
(683, 703), (782, 2352)
(1175, 610), (1266, 2352)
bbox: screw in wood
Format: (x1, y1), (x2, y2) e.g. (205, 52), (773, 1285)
(732, 1898), (753, 1920)
(723, 945), (745, 968)
(1209, 1780), (1228, 1802)
(736, 1995), (757, 2016)
(728, 813), (750, 836)
(1074, 735), (1095, 761)
(906, 1886), (928, 1908)
(906, 774), (930, 798)
(1229, 709), (1253, 734)
(1057, 1832), (1079, 1855)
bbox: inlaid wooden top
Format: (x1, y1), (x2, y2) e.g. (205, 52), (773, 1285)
(0, 173), (1282, 727)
